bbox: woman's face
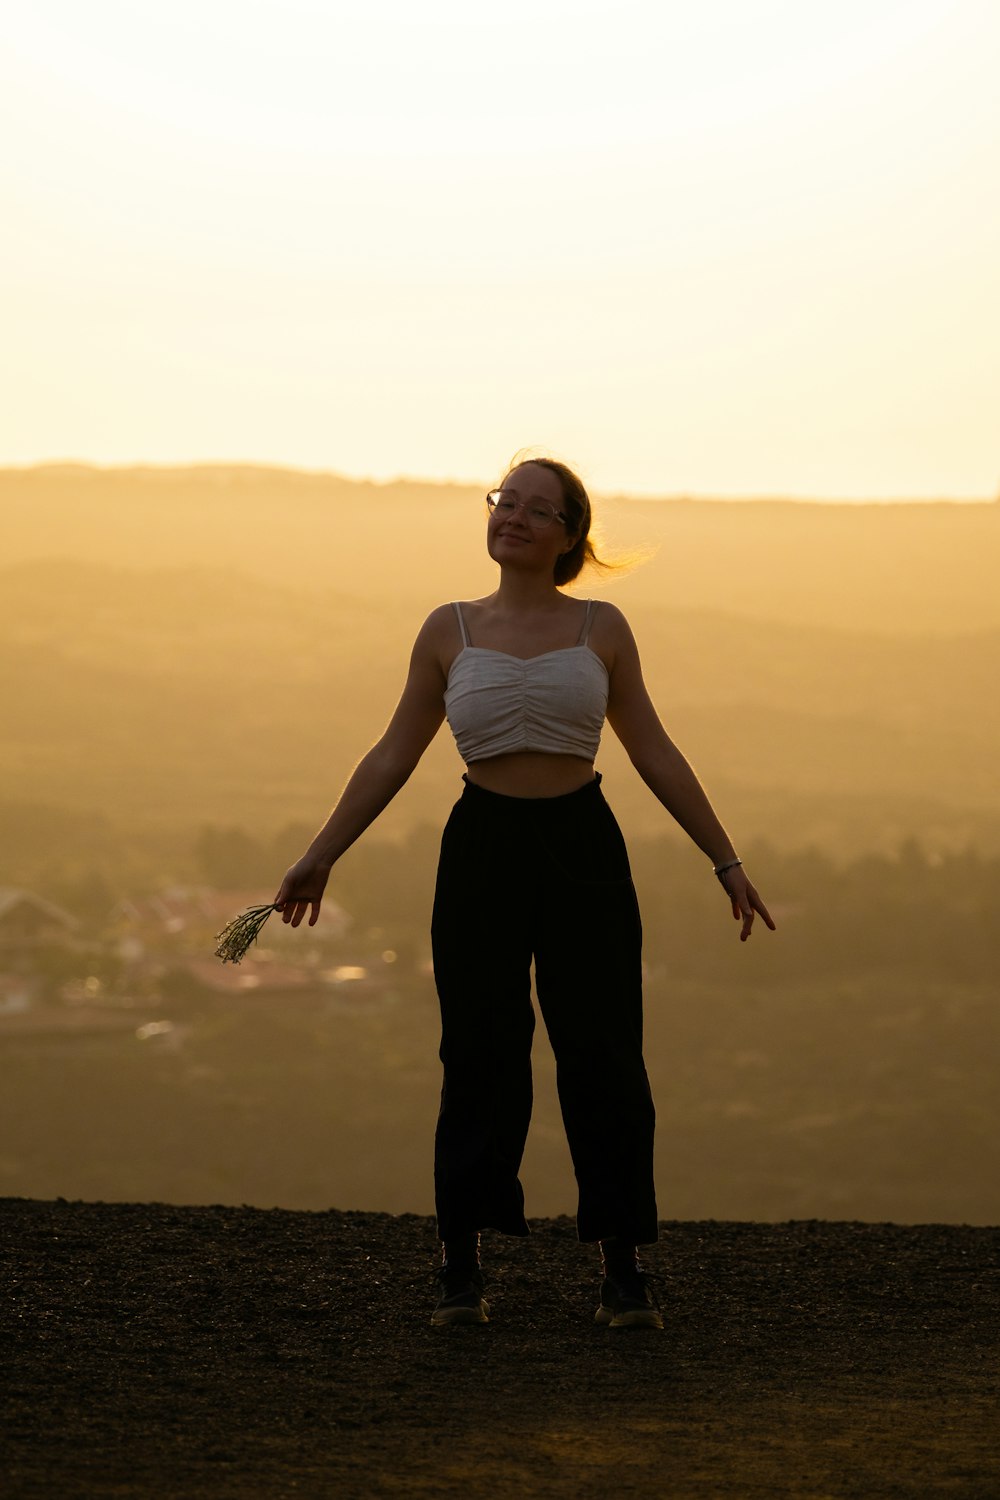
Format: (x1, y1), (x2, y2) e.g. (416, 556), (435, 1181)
(486, 463), (575, 576)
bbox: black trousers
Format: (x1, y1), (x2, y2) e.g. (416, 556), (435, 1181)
(431, 774), (658, 1245)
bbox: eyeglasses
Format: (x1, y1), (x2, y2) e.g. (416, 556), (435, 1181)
(486, 490), (567, 530)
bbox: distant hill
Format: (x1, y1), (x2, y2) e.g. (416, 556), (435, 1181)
(1, 554), (998, 860)
(3, 464), (999, 863)
(3, 463), (999, 634)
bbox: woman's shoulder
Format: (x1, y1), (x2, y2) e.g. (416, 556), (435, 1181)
(589, 598), (634, 639)
(414, 603), (468, 664)
(422, 596), (491, 621)
(422, 601), (461, 625)
(586, 599), (640, 676)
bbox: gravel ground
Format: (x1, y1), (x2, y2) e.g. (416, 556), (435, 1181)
(2, 1199), (998, 1499)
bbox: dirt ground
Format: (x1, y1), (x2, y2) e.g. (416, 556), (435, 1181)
(2, 1199), (998, 1499)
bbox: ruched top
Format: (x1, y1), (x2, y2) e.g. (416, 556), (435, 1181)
(444, 600), (609, 763)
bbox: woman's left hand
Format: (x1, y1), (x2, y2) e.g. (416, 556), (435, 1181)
(719, 867), (776, 942)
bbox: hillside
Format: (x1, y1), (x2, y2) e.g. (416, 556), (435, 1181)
(1, 553), (999, 862)
(3, 463), (1000, 633)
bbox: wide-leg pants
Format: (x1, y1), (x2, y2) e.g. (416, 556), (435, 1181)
(431, 774), (658, 1245)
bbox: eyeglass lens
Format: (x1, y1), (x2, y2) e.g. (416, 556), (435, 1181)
(487, 492), (560, 528)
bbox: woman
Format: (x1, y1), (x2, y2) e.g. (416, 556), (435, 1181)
(275, 456), (775, 1330)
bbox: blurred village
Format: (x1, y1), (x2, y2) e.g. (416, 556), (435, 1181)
(2, 829), (999, 1225)
(0, 879), (422, 1045)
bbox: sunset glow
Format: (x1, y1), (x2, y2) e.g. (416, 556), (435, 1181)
(3, 0), (998, 497)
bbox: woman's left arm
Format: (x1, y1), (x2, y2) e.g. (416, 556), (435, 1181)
(602, 605), (776, 942)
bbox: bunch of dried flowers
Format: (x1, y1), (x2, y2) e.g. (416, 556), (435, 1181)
(214, 903), (277, 964)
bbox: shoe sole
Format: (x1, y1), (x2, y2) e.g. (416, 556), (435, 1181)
(430, 1299), (490, 1327)
(595, 1306), (664, 1330)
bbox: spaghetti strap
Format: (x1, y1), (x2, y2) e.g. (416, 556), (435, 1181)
(577, 599), (598, 647)
(452, 601), (472, 648)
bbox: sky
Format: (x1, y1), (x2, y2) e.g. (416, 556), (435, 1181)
(2, 0), (998, 499)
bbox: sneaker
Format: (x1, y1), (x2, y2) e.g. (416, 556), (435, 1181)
(431, 1266), (489, 1326)
(595, 1268), (664, 1329)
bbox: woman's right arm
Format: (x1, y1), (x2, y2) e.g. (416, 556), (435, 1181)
(274, 607), (452, 928)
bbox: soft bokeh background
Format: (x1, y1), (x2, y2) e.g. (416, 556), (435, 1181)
(1, 2), (998, 1226)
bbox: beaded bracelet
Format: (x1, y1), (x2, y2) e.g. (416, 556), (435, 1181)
(713, 857), (743, 883)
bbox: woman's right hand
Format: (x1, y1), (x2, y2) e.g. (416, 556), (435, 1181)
(274, 856), (333, 928)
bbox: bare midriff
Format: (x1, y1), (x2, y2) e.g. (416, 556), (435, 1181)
(464, 751), (597, 799)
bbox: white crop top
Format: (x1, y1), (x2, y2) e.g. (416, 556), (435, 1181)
(444, 600), (609, 763)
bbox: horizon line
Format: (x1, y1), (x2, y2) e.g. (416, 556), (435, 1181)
(2, 458), (996, 507)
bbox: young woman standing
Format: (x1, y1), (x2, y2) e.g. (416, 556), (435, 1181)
(275, 457), (775, 1328)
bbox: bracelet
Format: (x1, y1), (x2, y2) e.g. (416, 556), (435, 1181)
(713, 857), (743, 882)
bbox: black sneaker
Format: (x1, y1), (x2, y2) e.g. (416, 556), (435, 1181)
(431, 1266), (489, 1326)
(595, 1268), (664, 1329)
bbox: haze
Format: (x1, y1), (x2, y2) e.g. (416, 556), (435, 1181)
(1, 467), (998, 1225)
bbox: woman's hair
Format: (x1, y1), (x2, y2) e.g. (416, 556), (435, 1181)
(500, 452), (624, 587)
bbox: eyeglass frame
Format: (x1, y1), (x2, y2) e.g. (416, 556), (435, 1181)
(485, 490), (569, 530)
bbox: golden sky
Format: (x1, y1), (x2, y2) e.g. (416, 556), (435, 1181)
(3, 0), (998, 498)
